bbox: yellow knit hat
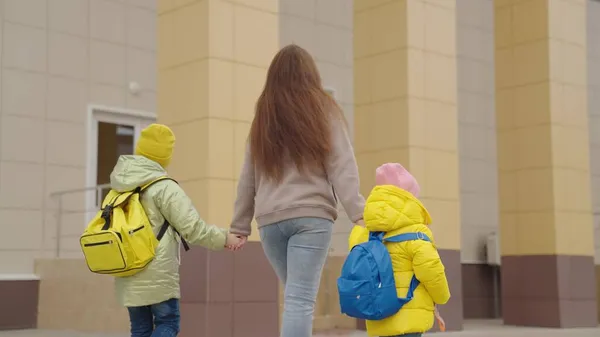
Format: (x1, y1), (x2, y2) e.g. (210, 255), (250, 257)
(135, 124), (175, 168)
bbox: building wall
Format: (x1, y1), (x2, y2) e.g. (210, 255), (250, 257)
(0, 1), (158, 329)
(587, 0), (600, 322)
(0, 0), (158, 275)
(457, 0), (497, 264)
(588, 0), (600, 265)
(495, 0), (597, 327)
(456, 0), (499, 319)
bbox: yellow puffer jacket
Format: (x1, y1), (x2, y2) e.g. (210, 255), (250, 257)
(348, 185), (450, 337)
(111, 155), (227, 307)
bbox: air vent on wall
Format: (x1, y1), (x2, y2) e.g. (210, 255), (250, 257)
(486, 232), (501, 266)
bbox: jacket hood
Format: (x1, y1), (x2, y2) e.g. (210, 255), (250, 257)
(364, 185), (432, 232)
(110, 155), (167, 192)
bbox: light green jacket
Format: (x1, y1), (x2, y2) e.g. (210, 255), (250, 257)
(110, 155), (227, 307)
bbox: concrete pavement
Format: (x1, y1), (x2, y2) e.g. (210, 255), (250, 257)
(315, 320), (600, 337)
(1, 320), (599, 337)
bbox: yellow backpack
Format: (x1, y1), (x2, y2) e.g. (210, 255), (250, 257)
(80, 176), (189, 277)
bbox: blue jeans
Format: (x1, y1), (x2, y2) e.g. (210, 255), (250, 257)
(260, 217), (333, 337)
(387, 334), (422, 337)
(127, 298), (180, 337)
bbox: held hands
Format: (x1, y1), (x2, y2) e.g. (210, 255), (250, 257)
(225, 233), (247, 251)
(226, 233), (240, 247)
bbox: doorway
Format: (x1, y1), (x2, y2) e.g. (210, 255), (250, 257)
(86, 105), (156, 219)
(96, 123), (135, 201)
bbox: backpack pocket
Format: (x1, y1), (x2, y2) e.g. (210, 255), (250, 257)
(338, 278), (403, 320)
(125, 223), (158, 264)
(80, 231), (126, 273)
(337, 278), (379, 320)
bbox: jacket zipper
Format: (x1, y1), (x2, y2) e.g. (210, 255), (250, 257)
(129, 225), (145, 235)
(84, 240), (113, 247)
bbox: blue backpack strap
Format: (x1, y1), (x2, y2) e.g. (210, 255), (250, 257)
(384, 232), (431, 306)
(384, 232), (431, 243)
(369, 231), (385, 241)
(367, 231), (391, 281)
(401, 274), (421, 305)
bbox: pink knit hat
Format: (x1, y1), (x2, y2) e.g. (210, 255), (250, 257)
(375, 163), (420, 198)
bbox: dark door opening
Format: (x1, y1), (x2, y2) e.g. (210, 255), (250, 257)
(96, 122), (135, 203)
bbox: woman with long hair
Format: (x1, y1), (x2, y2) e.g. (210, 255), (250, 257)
(229, 44), (365, 337)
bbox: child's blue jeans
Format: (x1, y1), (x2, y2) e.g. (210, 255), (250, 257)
(386, 334), (422, 337)
(127, 298), (180, 337)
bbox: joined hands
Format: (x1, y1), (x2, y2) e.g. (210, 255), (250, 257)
(225, 233), (247, 251)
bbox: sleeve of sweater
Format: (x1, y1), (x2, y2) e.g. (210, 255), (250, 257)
(325, 114), (366, 223)
(229, 145), (256, 236)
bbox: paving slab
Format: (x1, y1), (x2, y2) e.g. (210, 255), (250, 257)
(315, 320), (600, 337)
(1, 320), (599, 337)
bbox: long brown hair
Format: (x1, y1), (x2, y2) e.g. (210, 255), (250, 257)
(249, 44), (341, 182)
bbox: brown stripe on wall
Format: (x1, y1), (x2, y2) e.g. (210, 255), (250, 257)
(462, 263), (498, 319)
(313, 256), (357, 332)
(434, 249), (463, 331)
(502, 255), (598, 328)
(179, 242), (279, 337)
(356, 318), (366, 330)
(596, 265), (600, 323)
(0, 279), (39, 330)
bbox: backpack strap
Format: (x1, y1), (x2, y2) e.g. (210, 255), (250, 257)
(157, 221), (190, 251)
(383, 232), (432, 306)
(137, 176), (190, 252)
(99, 177), (182, 232)
(384, 232), (431, 243)
(137, 176), (178, 193)
(100, 193), (122, 230)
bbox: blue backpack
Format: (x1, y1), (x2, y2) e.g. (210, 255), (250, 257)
(337, 231), (431, 320)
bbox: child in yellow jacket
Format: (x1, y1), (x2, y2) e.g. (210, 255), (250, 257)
(348, 163), (451, 337)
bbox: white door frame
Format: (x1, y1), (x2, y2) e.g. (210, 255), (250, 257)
(85, 104), (156, 214)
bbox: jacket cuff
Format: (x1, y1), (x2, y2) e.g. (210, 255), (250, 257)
(212, 228), (228, 251)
